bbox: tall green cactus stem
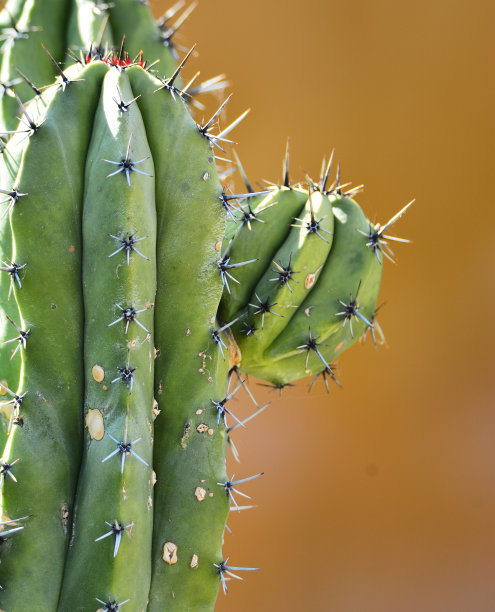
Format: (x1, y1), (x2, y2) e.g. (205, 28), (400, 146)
(128, 65), (230, 610)
(0, 0), (186, 454)
(0, 50), (234, 607)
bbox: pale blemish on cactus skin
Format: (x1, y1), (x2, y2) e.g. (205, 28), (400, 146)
(60, 502), (70, 534)
(180, 421), (192, 449)
(92, 364), (105, 382)
(305, 271), (317, 289)
(162, 541), (178, 565)
(86, 409), (105, 441)
(194, 487), (206, 502)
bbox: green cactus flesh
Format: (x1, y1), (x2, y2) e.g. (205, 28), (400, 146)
(0, 1), (400, 610)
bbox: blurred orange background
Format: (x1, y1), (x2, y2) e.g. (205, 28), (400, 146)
(153, 1), (495, 610)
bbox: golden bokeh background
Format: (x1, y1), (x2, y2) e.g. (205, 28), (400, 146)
(152, 0), (495, 609)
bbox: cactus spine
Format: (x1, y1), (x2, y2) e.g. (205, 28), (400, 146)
(0, 1), (411, 609)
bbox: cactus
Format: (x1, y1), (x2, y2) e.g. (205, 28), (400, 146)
(0, 1), (412, 610)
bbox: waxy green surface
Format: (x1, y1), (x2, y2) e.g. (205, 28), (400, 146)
(67, 0), (114, 53)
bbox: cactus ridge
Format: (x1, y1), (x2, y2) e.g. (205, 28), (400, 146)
(56, 64), (156, 609)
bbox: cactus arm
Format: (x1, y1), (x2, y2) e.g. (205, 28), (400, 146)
(110, 0), (180, 79)
(57, 66), (156, 611)
(0, 60), (108, 610)
(239, 195), (383, 383)
(0, 0), (71, 130)
(219, 187), (308, 322)
(128, 65), (229, 610)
